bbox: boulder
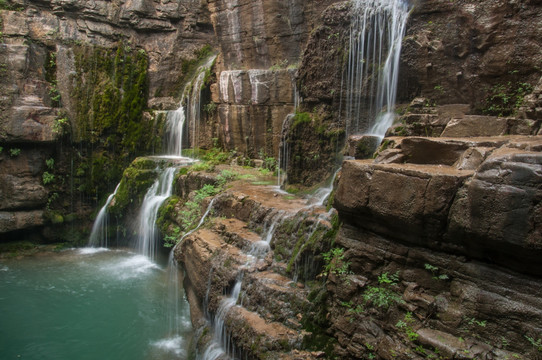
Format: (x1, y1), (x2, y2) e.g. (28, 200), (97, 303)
(441, 116), (508, 137)
(447, 148), (542, 275)
(334, 160), (473, 246)
(345, 135), (381, 159)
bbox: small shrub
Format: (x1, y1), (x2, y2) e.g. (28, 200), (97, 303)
(525, 335), (542, 352)
(216, 169), (239, 184)
(9, 148), (21, 157)
(322, 247), (350, 277)
(42, 171), (55, 185)
(483, 81), (533, 116)
(52, 116), (69, 135)
(46, 158), (55, 170)
(424, 263), (449, 281)
(194, 184), (220, 203)
(363, 272), (404, 309)
(203, 102), (217, 114)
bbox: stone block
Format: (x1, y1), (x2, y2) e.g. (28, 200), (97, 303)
(0, 210), (44, 234)
(345, 135), (381, 159)
(334, 160), (473, 244)
(441, 116), (508, 137)
(447, 148), (542, 275)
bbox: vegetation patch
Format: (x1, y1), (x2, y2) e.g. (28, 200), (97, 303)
(70, 42), (159, 199)
(482, 80), (533, 116)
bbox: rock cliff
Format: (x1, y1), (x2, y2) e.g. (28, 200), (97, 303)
(1, 0), (542, 359)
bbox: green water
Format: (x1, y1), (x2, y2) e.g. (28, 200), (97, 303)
(0, 248), (192, 360)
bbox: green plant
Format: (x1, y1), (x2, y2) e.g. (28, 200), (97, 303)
(46, 158), (55, 170)
(292, 112), (312, 129)
(483, 81), (533, 116)
(203, 102), (217, 114)
(52, 116), (69, 135)
(259, 168), (272, 176)
(46, 192), (59, 210)
(164, 226), (181, 248)
(396, 312), (419, 342)
(363, 272), (404, 309)
(9, 148), (21, 157)
(525, 335), (542, 352)
(321, 247), (350, 277)
(194, 184), (220, 203)
(264, 156), (277, 171)
(49, 81), (61, 104)
(178, 201), (201, 232)
(42, 171), (55, 185)
(467, 317), (487, 328)
(424, 263), (449, 281)
(0, 146), (3, 153)
(216, 169), (239, 184)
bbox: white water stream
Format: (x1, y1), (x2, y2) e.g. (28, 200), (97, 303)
(136, 167), (177, 261)
(344, 0), (410, 138)
(88, 183), (120, 247)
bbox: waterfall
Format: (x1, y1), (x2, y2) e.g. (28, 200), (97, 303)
(345, 0), (410, 138)
(306, 168), (340, 207)
(201, 278), (243, 360)
(135, 167), (177, 261)
(165, 55), (216, 157)
(187, 71), (206, 152)
(165, 105), (186, 158)
(88, 183), (121, 248)
(277, 114), (293, 188)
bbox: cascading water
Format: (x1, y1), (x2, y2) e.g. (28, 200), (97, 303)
(166, 55), (217, 157)
(277, 114), (293, 188)
(165, 105), (187, 158)
(201, 278), (243, 360)
(344, 0), (410, 138)
(136, 167), (177, 261)
(88, 183), (120, 248)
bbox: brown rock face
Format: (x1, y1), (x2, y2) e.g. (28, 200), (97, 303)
(335, 136), (542, 276)
(399, 0), (542, 108)
(447, 148), (542, 274)
(216, 69), (296, 156)
(334, 160), (473, 246)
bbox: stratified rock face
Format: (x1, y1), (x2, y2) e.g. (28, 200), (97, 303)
(0, 35), (57, 144)
(216, 69), (296, 156)
(169, 175), (333, 358)
(399, 0), (542, 107)
(327, 224), (542, 360)
(447, 148), (542, 273)
(3, 0), (215, 101)
(208, 0), (307, 70)
(0, 0), (214, 239)
(334, 136), (542, 276)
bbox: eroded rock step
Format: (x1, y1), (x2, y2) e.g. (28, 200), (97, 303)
(176, 201), (325, 359)
(336, 135), (542, 277)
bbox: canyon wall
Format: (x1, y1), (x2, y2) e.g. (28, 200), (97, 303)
(1, 0), (542, 359)
(0, 0), (215, 240)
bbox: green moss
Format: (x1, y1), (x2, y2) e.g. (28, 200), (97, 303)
(71, 42), (157, 199)
(108, 159), (159, 216)
(292, 112), (312, 129)
(301, 285), (337, 357)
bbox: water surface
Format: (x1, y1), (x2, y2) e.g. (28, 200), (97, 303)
(0, 248), (192, 360)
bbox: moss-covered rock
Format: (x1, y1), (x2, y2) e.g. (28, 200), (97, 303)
(69, 43), (162, 199)
(108, 157), (161, 217)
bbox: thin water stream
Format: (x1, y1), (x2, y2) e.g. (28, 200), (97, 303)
(0, 248), (192, 360)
